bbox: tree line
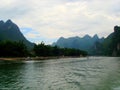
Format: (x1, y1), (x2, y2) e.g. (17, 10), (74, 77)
(0, 41), (88, 57)
(0, 40), (28, 57)
(34, 42), (87, 57)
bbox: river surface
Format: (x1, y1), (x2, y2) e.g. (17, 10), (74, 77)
(0, 57), (120, 90)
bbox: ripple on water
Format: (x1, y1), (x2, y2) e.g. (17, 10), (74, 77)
(0, 57), (120, 90)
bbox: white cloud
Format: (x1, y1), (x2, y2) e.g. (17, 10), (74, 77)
(0, 0), (120, 44)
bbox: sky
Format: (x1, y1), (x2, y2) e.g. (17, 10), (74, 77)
(0, 0), (120, 44)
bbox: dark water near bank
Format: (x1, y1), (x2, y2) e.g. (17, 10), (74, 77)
(0, 57), (120, 90)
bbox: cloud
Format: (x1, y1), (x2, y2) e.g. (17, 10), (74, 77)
(0, 0), (120, 44)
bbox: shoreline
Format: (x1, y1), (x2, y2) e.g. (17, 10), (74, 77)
(0, 56), (83, 61)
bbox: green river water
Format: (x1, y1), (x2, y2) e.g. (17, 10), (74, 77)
(0, 57), (120, 90)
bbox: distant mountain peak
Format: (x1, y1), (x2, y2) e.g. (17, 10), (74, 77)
(0, 19), (34, 49)
(83, 34), (91, 39)
(0, 20), (4, 26)
(59, 37), (65, 39)
(6, 19), (12, 23)
(93, 34), (99, 39)
(58, 37), (66, 41)
(0, 20), (4, 23)
(5, 19), (13, 25)
(93, 34), (98, 37)
(114, 25), (120, 33)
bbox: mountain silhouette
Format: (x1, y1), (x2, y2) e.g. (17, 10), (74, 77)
(102, 25), (120, 56)
(53, 34), (104, 54)
(0, 19), (34, 49)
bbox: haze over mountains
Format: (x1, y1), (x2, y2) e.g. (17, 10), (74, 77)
(0, 19), (34, 49)
(0, 19), (119, 56)
(53, 26), (120, 56)
(53, 34), (105, 54)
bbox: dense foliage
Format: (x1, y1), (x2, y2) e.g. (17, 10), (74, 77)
(111, 26), (120, 56)
(97, 26), (120, 56)
(0, 20), (34, 49)
(0, 40), (87, 57)
(33, 42), (88, 57)
(1, 19), (120, 57)
(0, 41), (28, 57)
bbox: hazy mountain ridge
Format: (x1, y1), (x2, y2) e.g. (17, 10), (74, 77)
(0, 19), (119, 56)
(53, 34), (104, 54)
(0, 19), (34, 49)
(53, 26), (120, 56)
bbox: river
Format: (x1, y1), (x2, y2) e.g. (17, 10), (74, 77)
(0, 57), (120, 90)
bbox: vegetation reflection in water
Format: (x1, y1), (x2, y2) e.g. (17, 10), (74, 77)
(0, 57), (120, 90)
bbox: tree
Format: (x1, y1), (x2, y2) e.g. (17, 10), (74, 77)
(0, 40), (28, 57)
(33, 42), (88, 57)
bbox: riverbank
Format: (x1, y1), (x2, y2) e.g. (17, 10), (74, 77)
(0, 56), (82, 61)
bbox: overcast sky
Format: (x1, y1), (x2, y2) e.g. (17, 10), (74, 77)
(0, 0), (120, 44)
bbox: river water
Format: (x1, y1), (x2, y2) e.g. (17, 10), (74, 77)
(0, 57), (120, 90)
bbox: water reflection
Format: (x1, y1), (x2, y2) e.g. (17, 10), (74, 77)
(0, 61), (26, 89)
(0, 57), (120, 90)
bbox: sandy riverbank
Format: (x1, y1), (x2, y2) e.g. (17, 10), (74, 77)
(0, 56), (82, 61)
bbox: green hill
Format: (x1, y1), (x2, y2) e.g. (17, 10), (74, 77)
(0, 19), (34, 49)
(102, 26), (120, 56)
(53, 34), (104, 55)
(53, 26), (120, 56)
